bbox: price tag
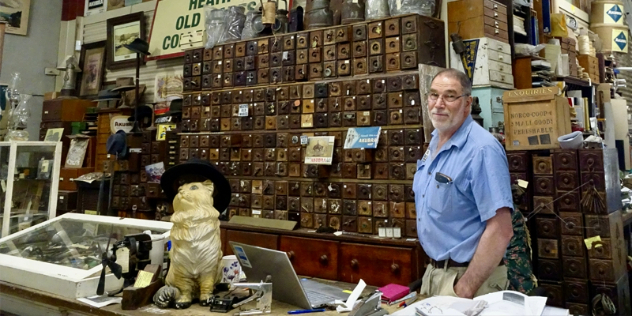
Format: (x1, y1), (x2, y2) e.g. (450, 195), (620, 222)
(300, 136), (309, 145)
(238, 104), (249, 117)
(517, 179), (529, 188)
(41, 160), (49, 173)
(283, 51), (289, 60)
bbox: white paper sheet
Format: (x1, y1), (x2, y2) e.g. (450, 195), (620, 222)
(336, 279), (366, 313)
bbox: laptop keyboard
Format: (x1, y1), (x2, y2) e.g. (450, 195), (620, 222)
(305, 290), (336, 305)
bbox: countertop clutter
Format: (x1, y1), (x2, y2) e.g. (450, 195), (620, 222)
(0, 0), (631, 315)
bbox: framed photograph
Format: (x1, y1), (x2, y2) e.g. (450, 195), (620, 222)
(65, 138), (89, 168)
(78, 41), (106, 98)
(44, 128), (65, 142)
(106, 12), (146, 70)
(0, 0), (31, 36)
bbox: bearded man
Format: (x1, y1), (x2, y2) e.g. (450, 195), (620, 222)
(413, 69), (514, 298)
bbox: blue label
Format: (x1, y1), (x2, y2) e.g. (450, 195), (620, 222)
(614, 31), (627, 50)
(343, 127), (382, 149)
(607, 5), (623, 23)
(460, 39), (480, 82)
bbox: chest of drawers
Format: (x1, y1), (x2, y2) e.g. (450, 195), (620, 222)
(448, 0), (509, 44)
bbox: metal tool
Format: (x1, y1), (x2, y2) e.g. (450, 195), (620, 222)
(232, 282), (273, 315)
(349, 291), (388, 316)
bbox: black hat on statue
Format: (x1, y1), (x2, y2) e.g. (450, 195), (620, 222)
(160, 158), (231, 212)
(123, 38), (151, 56)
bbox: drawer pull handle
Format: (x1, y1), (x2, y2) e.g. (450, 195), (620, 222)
(351, 259), (359, 268)
(494, 12), (498, 17)
(391, 263), (400, 273)
(495, 29), (499, 34)
(320, 255), (328, 265)
(287, 251), (295, 260)
(493, 4), (498, 9)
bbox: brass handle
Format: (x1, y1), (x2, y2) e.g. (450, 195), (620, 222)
(351, 259), (359, 268)
(391, 263), (400, 273)
(320, 255), (328, 264)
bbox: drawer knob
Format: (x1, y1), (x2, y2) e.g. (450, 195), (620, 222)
(320, 255), (328, 265)
(351, 259), (359, 268)
(391, 263), (400, 273)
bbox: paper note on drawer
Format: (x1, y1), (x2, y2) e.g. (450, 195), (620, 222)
(584, 236), (602, 249)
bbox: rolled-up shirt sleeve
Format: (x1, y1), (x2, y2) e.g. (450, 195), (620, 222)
(469, 145), (514, 222)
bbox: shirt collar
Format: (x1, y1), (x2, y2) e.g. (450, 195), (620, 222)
(430, 115), (475, 151)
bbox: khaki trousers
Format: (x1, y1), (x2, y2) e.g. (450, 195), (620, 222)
(420, 263), (508, 297)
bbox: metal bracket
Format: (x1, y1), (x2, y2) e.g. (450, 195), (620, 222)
(232, 282), (273, 316)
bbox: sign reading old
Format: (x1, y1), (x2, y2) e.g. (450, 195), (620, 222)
(148, 0), (259, 60)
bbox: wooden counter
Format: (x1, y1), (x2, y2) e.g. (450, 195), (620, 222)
(0, 280), (407, 316)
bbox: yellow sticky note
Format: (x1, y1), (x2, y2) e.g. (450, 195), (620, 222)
(584, 236), (602, 250)
(343, 290), (353, 294)
(134, 270), (154, 288)
(517, 180), (529, 189)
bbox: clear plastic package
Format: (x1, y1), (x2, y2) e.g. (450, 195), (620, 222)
(204, 7), (226, 49)
(219, 6), (247, 44)
(366, 0), (389, 19)
(341, 0), (366, 24)
(241, 11), (259, 40)
(388, 0), (434, 16)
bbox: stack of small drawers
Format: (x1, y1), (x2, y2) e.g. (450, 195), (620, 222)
(175, 73), (423, 235)
(447, 0), (509, 44)
(560, 38), (579, 78)
(181, 14), (445, 91)
(506, 149), (630, 315)
(109, 130), (167, 219)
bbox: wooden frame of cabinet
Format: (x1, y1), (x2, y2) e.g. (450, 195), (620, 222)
(220, 222), (427, 287)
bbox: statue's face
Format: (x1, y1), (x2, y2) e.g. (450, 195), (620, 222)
(173, 180), (215, 212)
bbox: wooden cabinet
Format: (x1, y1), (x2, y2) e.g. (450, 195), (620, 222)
(224, 230), (279, 255)
(221, 223), (425, 286)
(280, 236), (339, 280)
(339, 243), (414, 287)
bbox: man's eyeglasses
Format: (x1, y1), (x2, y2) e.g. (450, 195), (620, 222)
(426, 92), (469, 103)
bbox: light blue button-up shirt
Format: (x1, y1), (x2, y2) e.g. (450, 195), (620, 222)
(413, 115), (513, 263)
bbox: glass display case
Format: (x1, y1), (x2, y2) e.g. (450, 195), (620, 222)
(0, 141), (62, 237)
(0, 213), (172, 298)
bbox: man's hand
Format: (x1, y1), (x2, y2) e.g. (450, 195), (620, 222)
(453, 208), (513, 298)
(454, 281), (475, 299)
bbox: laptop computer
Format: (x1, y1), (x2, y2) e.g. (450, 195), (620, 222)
(229, 241), (350, 309)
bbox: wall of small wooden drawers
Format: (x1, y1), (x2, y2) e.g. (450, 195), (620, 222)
(170, 73), (425, 237)
(181, 14), (446, 91)
(507, 148), (630, 315)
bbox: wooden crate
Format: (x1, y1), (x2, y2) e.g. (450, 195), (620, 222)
(503, 87), (571, 151)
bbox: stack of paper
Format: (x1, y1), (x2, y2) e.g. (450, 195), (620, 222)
(392, 290), (562, 316)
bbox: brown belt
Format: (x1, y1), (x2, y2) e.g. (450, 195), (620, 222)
(430, 258), (505, 268)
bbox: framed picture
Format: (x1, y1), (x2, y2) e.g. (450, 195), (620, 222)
(0, 0), (31, 36)
(65, 138), (89, 168)
(106, 12), (146, 70)
(78, 41), (106, 98)
(44, 128), (65, 142)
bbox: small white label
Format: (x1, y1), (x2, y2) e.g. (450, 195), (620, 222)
(393, 227), (402, 238)
(252, 209), (262, 215)
(300, 136), (309, 145)
(41, 160), (49, 173)
(238, 104), (249, 117)
(386, 228), (394, 238)
(283, 51), (289, 60)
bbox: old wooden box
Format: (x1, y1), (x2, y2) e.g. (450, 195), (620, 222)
(503, 87), (571, 151)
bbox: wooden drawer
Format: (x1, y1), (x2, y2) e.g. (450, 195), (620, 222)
(339, 243), (413, 286)
(562, 256), (587, 279)
(42, 99), (92, 122)
(486, 46), (511, 64)
(280, 236), (339, 280)
(59, 167), (94, 191)
(483, 16), (508, 32)
(540, 281), (564, 307)
(224, 230), (278, 255)
(489, 70), (513, 85)
(57, 190), (78, 212)
(487, 60), (511, 74)
(564, 279), (589, 304)
(483, 0), (506, 11)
